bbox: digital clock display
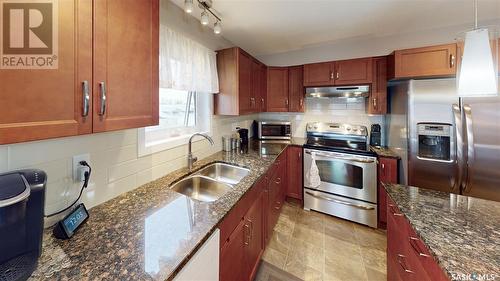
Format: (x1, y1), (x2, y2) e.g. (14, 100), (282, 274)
(62, 204), (89, 236)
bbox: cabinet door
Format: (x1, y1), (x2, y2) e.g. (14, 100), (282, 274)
(220, 219), (246, 281)
(334, 58), (373, 85)
(286, 146), (303, 200)
(288, 66), (304, 112)
(393, 44), (457, 78)
(93, 0), (159, 132)
(258, 64), (267, 112)
(238, 51), (253, 114)
(378, 157), (398, 229)
(250, 59), (261, 112)
(0, 1), (92, 144)
(267, 67), (289, 112)
(244, 193), (264, 281)
(303, 62), (334, 86)
(368, 57), (388, 115)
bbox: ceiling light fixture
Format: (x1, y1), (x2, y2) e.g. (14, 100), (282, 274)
(200, 9), (210, 25)
(214, 21), (222, 34)
(184, 0), (193, 13)
(456, 0), (498, 97)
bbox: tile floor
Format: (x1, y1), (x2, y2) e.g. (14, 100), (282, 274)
(261, 202), (387, 281)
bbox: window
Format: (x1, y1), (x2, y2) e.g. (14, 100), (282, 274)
(138, 25), (218, 156)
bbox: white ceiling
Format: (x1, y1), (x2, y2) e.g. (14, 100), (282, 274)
(171, 0), (500, 57)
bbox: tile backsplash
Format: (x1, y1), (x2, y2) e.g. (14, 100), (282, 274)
(0, 114), (257, 226)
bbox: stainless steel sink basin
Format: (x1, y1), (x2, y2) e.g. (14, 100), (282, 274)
(195, 163), (250, 185)
(170, 175), (233, 202)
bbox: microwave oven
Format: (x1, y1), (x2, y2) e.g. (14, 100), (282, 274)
(255, 121), (292, 140)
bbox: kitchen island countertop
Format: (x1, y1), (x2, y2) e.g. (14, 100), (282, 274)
(384, 183), (500, 279)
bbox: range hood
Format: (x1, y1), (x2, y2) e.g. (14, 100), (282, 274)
(305, 85), (370, 99)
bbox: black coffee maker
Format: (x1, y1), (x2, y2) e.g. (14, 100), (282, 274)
(0, 170), (46, 281)
(238, 128), (249, 144)
(370, 124), (382, 147)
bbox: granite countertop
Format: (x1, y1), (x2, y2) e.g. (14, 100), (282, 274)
(369, 146), (400, 159)
(384, 183), (500, 279)
(30, 140), (290, 281)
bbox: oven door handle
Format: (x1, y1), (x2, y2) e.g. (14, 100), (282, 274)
(305, 151), (375, 164)
(305, 191), (375, 210)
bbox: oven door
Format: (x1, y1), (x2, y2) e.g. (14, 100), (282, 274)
(303, 148), (377, 203)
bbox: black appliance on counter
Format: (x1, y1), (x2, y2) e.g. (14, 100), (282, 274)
(237, 128), (249, 144)
(0, 170), (46, 281)
(370, 124), (382, 147)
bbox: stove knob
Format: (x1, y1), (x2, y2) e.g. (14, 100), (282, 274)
(346, 127), (351, 131)
(313, 126), (318, 129)
(353, 128), (358, 132)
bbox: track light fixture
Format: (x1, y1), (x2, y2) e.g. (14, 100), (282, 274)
(184, 0), (222, 35)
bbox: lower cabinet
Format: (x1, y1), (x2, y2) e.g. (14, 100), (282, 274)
(377, 156), (398, 229)
(286, 146), (303, 201)
(219, 150), (288, 281)
(387, 196), (449, 281)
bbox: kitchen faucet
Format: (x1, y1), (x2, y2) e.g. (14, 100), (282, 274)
(187, 133), (214, 171)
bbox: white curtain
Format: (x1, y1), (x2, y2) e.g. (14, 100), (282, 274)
(159, 25), (219, 93)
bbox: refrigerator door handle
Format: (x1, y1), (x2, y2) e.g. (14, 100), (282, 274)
(463, 104), (474, 193)
(452, 104), (465, 192)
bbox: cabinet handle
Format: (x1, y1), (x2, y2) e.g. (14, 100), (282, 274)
(250, 97), (255, 107)
(261, 98), (265, 108)
(373, 98), (377, 110)
(450, 54), (455, 68)
(82, 81), (90, 117)
(298, 152), (301, 160)
(98, 82), (107, 116)
(299, 98), (303, 108)
(336, 72), (340, 79)
(244, 224), (251, 245)
(275, 177), (281, 184)
(397, 254), (415, 274)
(285, 99), (289, 106)
(330, 72), (334, 79)
(389, 204), (404, 217)
(409, 237), (431, 258)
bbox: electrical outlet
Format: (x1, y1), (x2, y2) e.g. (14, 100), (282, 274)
(72, 154), (90, 182)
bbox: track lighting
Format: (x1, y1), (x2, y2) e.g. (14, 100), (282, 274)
(201, 10), (209, 25)
(184, 0), (193, 14)
(214, 21), (222, 34)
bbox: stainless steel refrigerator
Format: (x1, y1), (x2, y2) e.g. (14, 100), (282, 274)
(386, 78), (500, 201)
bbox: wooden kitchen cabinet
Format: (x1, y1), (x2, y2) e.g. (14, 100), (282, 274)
(0, 1), (93, 144)
(387, 197), (448, 281)
(244, 192), (264, 281)
(267, 67), (289, 112)
(368, 57), (388, 115)
(334, 57), (373, 85)
(93, 0), (159, 132)
(288, 66), (305, 112)
(0, 0), (159, 144)
(303, 61), (335, 86)
(220, 219), (246, 281)
(378, 156), (398, 229)
(286, 146), (303, 200)
(389, 43), (457, 79)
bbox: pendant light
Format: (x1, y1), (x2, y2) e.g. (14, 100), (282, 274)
(184, 0), (194, 14)
(456, 0), (499, 97)
(200, 9), (210, 26)
(214, 21), (222, 34)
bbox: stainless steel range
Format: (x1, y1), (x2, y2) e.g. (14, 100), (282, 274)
(303, 122), (378, 228)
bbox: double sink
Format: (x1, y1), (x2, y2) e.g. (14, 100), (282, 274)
(170, 163), (250, 202)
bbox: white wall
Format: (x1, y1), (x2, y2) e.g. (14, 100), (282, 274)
(0, 0), (248, 226)
(257, 19), (500, 66)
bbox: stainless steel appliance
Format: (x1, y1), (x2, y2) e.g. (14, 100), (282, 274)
(254, 121), (291, 140)
(303, 122), (378, 228)
(0, 170), (46, 281)
(305, 85), (370, 99)
(387, 79), (500, 201)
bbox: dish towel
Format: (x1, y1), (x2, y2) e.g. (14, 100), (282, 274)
(308, 152), (321, 188)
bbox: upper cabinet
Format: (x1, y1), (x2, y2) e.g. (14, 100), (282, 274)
(214, 47), (266, 115)
(334, 58), (373, 85)
(93, 0), (159, 132)
(0, 0), (159, 145)
(303, 62), (334, 86)
(266, 67), (289, 112)
(368, 57), (388, 115)
(388, 43), (457, 79)
(288, 66), (305, 112)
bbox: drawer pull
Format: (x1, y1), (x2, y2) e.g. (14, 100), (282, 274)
(389, 204), (404, 217)
(409, 236), (431, 258)
(397, 254), (415, 274)
(275, 177), (281, 184)
(244, 224), (251, 245)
